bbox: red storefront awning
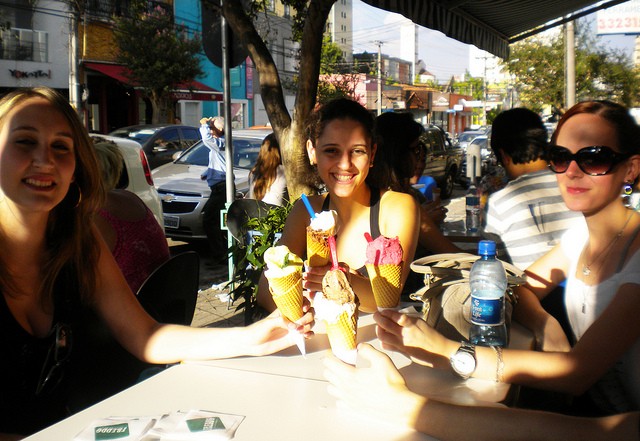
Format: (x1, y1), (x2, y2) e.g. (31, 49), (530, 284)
(84, 62), (223, 101)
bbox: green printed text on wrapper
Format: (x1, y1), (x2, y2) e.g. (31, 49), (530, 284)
(186, 417), (226, 432)
(94, 423), (129, 440)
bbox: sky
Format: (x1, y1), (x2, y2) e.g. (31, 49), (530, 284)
(351, 0), (637, 83)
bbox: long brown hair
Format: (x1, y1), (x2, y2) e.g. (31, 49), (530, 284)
(0, 87), (105, 309)
(250, 133), (282, 200)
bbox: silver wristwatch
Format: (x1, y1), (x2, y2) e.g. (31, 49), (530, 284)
(450, 342), (477, 379)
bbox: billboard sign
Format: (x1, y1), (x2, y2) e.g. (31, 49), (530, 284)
(597, 0), (640, 35)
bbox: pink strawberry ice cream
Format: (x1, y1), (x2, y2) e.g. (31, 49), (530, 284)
(365, 235), (403, 265)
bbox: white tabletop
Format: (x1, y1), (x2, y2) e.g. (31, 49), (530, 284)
(25, 363), (433, 441)
(188, 309), (531, 405)
(25, 306), (530, 441)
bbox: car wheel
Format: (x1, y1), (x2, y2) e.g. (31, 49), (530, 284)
(440, 171), (454, 199)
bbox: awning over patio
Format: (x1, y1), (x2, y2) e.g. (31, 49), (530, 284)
(361, 0), (629, 58)
(84, 62), (223, 101)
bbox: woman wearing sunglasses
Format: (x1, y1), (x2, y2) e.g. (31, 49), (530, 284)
(329, 100), (640, 419)
(0, 88), (315, 438)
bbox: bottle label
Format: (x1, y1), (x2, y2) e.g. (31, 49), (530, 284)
(470, 296), (503, 325)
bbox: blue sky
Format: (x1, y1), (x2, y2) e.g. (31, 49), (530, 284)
(351, 0), (636, 82)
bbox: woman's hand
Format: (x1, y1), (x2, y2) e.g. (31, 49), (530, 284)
(323, 343), (426, 427)
(302, 263), (330, 294)
(374, 309), (452, 365)
(245, 303), (315, 356)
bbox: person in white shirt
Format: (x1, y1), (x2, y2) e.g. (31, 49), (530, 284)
(199, 116), (230, 260)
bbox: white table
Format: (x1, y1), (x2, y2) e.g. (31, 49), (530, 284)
(25, 308), (530, 441)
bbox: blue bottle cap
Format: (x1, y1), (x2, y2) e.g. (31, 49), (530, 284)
(478, 240), (496, 256)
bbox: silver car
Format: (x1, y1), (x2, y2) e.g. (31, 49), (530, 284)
(152, 129), (271, 240)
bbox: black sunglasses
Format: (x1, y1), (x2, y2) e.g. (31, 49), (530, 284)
(548, 145), (630, 176)
(36, 322), (73, 396)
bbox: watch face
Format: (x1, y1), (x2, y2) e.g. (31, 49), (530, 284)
(452, 351), (475, 375)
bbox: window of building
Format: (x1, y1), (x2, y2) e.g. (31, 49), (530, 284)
(267, 0), (275, 12)
(284, 4), (290, 17)
(283, 39), (300, 73)
(1, 28), (48, 62)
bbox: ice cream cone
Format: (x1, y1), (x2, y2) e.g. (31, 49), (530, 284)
(326, 307), (358, 356)
(267, 272), (304, 322)
(306, 227), (331, 267)
(366, 263), (403, 309)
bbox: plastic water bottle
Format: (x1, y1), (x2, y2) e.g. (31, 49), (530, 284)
(469, 240), (508, 347)
(465, 186), (480, 233)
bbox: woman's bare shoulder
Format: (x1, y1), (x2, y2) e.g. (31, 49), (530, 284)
(380, 189), (418, 210)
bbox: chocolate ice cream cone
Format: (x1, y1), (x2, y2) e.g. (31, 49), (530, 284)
(306, 227), (331, 267)
(326, 307), (358, 358)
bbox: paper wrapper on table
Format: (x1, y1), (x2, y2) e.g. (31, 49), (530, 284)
(268, 272), (304, 322)
(366, 263), (403, 309)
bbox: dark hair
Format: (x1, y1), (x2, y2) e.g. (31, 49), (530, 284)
(306, 98), (374, 147)
(551, 100), (640, 156)
(490, 107), (548, 165)
(250, 133), (282, 200)
(371, 112), (424, 191)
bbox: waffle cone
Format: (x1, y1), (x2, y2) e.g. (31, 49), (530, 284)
(366, 263), (402, 308)
(326, 307), (358, 353)
(307, 229), (330, 267)
(267, 272), (304, 322)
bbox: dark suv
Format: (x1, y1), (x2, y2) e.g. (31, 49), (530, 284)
(418, 125), (463, 199)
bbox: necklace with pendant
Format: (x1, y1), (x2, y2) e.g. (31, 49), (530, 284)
(582, 211), (633, 277)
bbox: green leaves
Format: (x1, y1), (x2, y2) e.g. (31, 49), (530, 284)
(228, 201), (293, 323)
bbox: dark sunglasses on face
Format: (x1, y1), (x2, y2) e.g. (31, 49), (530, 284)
(548, 145), (630, 176)
(36, 322), (72, 396)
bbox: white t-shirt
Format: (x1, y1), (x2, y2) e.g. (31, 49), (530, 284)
(561, 222), (640, 411)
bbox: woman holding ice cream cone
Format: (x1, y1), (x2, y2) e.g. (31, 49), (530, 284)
(257, 98), (420, 313)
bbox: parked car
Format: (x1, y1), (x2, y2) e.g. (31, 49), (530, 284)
(418, 125), (464, 199)
(89, 134), (163, 225)
(152, 129), (271, 240)
(108, 124), (200, 169)
(455, 130), (485, 151)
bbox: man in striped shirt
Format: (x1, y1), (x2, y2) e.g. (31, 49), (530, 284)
(482, 108), (584, 270)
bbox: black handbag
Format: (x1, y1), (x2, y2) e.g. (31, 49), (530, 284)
(409, 253), (527, 342)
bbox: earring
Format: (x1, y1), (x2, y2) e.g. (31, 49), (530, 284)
(622, 181), (634, 208)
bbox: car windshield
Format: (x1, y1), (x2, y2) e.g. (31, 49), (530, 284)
(458, 133), (479, 143)
(176, 137), (263, 170)
(109, 127), (159, 144)
(469, 137), (487, 147)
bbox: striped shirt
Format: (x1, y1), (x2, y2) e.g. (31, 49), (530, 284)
(482, 169), (584, 270)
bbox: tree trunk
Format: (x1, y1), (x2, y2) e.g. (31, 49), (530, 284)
(222, 0), (337, 199)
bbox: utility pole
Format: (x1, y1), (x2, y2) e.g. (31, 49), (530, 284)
(565, 20), (576, 108)
(68, 4), (81, 117)
(376, 40), (383, 115)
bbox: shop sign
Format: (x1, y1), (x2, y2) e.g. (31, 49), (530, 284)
(9, 69), (52, 79)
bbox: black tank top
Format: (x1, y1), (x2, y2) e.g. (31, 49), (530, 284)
(322, 188), (381, 277)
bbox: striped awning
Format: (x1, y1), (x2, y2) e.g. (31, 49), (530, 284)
(361, 0), (629, 58)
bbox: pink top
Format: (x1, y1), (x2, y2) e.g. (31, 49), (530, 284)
(98, 207), (170, 293)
